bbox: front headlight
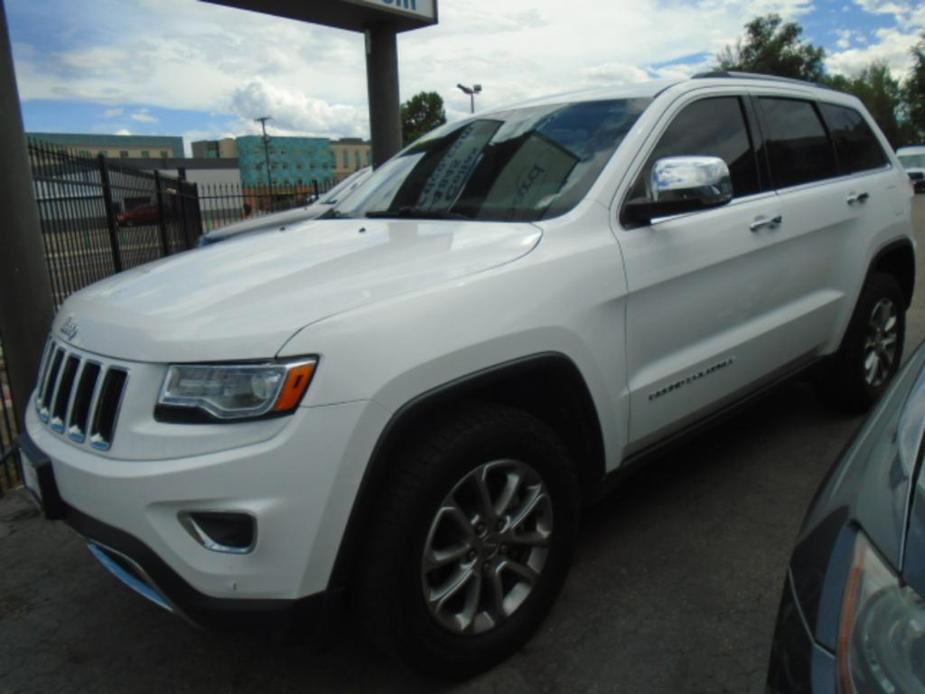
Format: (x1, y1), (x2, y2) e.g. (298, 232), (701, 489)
(838, 532), (925, 693)
(157, 359), (317, 422)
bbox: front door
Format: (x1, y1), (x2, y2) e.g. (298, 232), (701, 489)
(616, 93), (793, 449)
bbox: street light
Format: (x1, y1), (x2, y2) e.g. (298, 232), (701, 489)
(457, 83), (482, 114)
(254, 115), (272, 193)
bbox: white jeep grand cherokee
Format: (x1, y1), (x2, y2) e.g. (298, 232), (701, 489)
(21, 73), (916, 677)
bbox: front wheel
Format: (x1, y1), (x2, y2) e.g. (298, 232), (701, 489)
(356, 404), (580, 678)
(816, 272), (905, 412)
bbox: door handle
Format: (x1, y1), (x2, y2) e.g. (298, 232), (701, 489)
(847, 192), (870, 205)
(749, 215), (783, 232)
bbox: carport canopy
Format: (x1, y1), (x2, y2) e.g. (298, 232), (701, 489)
(202, 0), (439, 167)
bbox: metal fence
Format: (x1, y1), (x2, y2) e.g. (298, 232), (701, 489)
(29, 141), (203, 307)
(0, 143), (340, 491)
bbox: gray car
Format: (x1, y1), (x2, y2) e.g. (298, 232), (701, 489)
(198, 167), (372, 246)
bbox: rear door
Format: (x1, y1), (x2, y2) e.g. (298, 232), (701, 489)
(751, 95), (895, 362)
(815, 101), (904, 335)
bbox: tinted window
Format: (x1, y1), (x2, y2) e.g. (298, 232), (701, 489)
(336, 98), (651, 222)
(819, 104), (889, 174)
(759, 98), (837, 188)
(628, 97), (760, 201)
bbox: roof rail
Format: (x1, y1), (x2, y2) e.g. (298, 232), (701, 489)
(691, 70), (834, 91)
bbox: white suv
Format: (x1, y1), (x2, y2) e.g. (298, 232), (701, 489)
(20, 73), (915, 677)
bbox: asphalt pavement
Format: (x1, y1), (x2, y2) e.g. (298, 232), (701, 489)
(1, 197), (924, 694)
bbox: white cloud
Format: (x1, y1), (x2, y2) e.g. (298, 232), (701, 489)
(14, 0), (895, 142)
(583, 63), (651, 85)
(835, 28), (854, 49)
(114, 128), (131, 135)
(227, 79), (367, 139)
(103, 107), (123, 118)
(130, 108), (157, 123)
(827, 26), (922, 78)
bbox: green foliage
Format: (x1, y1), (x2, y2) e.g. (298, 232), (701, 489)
(719, 17), (923, 147)
(401, 92), (447, 146)
(717, 14), (826, 82)
(905, 33), (925, 142)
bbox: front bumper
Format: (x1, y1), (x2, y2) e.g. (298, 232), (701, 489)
(766, 573), (836, 694)
(23, 395), (390, 626)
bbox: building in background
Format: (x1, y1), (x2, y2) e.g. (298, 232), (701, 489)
(191, 137), (238, 159)
(331, 137), (371, 179)
(26, 132), (184, 159)
(236, 134), (336, 191)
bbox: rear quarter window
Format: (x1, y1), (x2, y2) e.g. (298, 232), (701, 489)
(818, 103), (889, 174)
(758, 97), (837, 189)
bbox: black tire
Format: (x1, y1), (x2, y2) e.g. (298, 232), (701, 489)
(816, 272), (906, 412)
(355, 403), (580, 679)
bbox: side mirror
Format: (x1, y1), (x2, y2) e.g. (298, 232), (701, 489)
(624, 156), (733, 225)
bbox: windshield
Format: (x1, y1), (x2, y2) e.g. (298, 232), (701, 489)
(321, 167), (370, 204)
(899, 154), (925, 169)
(333, 98), (651, 223)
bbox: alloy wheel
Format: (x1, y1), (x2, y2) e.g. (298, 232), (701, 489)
(420, 459), (553, 635)
(863, 297), (899, 388)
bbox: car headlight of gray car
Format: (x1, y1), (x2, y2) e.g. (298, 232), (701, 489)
(838, 531), (925, 693)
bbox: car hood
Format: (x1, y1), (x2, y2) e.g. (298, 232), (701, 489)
(57, 218), (542, 362)
(200, 205), (331, 244)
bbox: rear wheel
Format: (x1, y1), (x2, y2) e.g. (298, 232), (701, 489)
(356, 404), (580, 678)
(817, 273), (905, 412)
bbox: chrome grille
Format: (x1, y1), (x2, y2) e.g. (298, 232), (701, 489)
(35, 340), (128, 451)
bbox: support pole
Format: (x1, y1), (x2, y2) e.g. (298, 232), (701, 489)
(365, 25), (402, 168)
(0, 0), (54, 424)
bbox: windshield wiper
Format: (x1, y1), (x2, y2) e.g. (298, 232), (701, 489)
(365, 207), (471, 221)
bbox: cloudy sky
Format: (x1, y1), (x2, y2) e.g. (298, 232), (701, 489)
(6, 0), (925, 153)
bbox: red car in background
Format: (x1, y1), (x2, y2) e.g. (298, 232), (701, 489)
(116, 203), (160, 227)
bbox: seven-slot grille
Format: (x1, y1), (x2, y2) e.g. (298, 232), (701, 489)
(35, 340), (128, 451)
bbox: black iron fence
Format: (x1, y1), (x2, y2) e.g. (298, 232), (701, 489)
(0, 143), (340, 490)
(29, 141), (203, 307)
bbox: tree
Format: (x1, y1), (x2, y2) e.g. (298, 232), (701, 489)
(401, 91), (447, 145)
(905, 33), (925, 142)
(717, 14), (826, 82)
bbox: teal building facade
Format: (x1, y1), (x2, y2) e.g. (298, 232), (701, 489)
(236, 136), (336, 189)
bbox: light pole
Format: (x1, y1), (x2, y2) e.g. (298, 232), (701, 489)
(254, 115), (272, 194)
(457, 83), (482, 114)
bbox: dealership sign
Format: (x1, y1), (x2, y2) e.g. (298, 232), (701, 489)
(203, 0), (437, 33)
(344, 0), (436, 23)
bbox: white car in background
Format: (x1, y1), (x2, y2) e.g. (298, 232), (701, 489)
(898, 145), (925, 193)
(197, 166), (372, 245)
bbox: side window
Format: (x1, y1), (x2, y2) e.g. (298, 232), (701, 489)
(758, 98), (837, 188)
(628, 96), (760, 201)
(818, 103), (889, 174)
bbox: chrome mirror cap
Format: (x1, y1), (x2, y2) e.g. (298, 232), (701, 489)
(649, 156), (733, 207)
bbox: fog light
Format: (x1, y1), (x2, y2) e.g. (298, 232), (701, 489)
(179, 512), (256, 554)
